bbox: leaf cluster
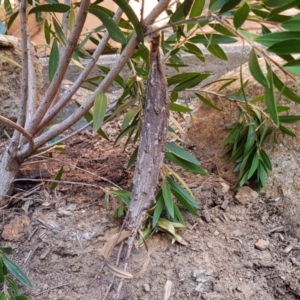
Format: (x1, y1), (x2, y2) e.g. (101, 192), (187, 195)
(0, 247), (32, 300)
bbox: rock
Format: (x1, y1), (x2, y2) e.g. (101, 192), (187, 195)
(2, 215), (30, 241)
(255, 239), (269, 251)
(0, 35), (44, 137)
(143, 283), (150, 292)
(186, 56), (300, 236)
(235, 187), (258, 205)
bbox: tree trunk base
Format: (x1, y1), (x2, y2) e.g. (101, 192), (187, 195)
(0, 150), (21, 204)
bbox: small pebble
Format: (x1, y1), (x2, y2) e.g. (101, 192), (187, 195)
(255, 239), (269, 251)
(143, 283), (150, 292)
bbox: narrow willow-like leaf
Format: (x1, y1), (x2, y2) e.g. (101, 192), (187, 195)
(29, 3), (70, 14)
(195, 93), (222, 111)
(279, 124), (296, 136)
(222, 123), (243, 146)
(244, 125), (256, 156)
(4, 0), (12, 14)
(183, 43), (205, 62)
(265, 65), (279, 126)
(162, 179), (174, 219)
(247, 153), (259, 179)
(234, 2), (250, 29)
(210, 0), (229, 12)
(173, 74), (209, 91)
(281, 14), (300, 31)
(283, 59), (300, 75)
(189, 34), (237, 44)
(170, 102), (192, 113)
(166, 142), (199, 165)
(48, 39), (59, 81)
(93, 92), (108, 132)
(113, 0), (144, 44)
(122, 107), (140, 129)
(260, 149), (272, 171)
(152, 195), (164, 228)
(205, 44), (228, 60)
(112, 189), (131, 205)
(167, 72), (208, 86)
(52, 17), (67, 46)
(263, 0), (294, 8)
(165, 153), (208, 176)
(220, 0), (242, 13)
(272, 71), (300, 104)
(44, 19), (51, 45)
(188, 0), (205, 31)
(89, 8), (126, 44)
(209, 23), (235, 37)
(2, 257), (32, 289)
(255, 32), (300, 47)
(50, 166), (64, 191)
(127, 147), (138, 169)
(0, 54), (21, 68)
(268, 39), (300, 54)
(248, 49), (269, 87)
(168, 178), (200, 216)
(279, 115), (300, 123)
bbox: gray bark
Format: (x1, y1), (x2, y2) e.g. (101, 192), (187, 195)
(126, 33), (169, 231)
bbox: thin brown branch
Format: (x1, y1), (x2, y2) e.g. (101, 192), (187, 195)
(36, 7), (124, 132)
(26, 0), (91, 134)
(19, 0), (172, 157)
(0, 116), (34, 151)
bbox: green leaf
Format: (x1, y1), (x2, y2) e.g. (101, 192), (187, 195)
(268, 39), (300, 54)
(248, 153), (259, 179)
(258, 163), (267, 188)
(112, 189), (131, 205)
(220, 0), (242, 13)
(209, 23), (235, 37)
(248, 49), (269, 88)
(183, 43), (205, 62)
(170, 0), (194, 23)
(162, 179), (174, 219)
(188, 0), (205, 31)
(195, 93), (222, 111)
(210, 0), (229, 11)
(4, 0), (12, 14)
(152, 195), (164, 228)
(93, 92), (108, 132)
(233, 2), (250, 29)
(170, 103), (192, 113)
(260, 149), (272, 171)
(48, 39), (59, 81)
(283, 59), (300, 75)
(281, 13), (300, 31)
(29, 3), (70, 14)
(98, 65), (125, 87)
(173, 75), (209, 91)
(265, 65), (279, 126)
(88, 8), (126, 44)
(44, 19), (51, 45)
(2, 256), (32, 289)
(52, 18), (67, 45)
(50, 166), (63, 191)
(279, 124), (296, 136)
(0, 258), (4, 284)
(279, 115), (300, 123)
(222, 123), (243, 146)
(272, 71), (300, 104)
(15, 296), (29, 300)
(166, 142), (199, 165)
(168, 72), (209, 86)
(168, 178), (200, 216)
(205, 44), (228, 60)
(113, 0), (144, 44)
(189, 34), (237, 45)
(263, 0), (294, 8)
(122, 107), (140, 129)
(0, 247), (12, 255)
(255, 32), (300, 47)
(165, 153), (208, 176)
(244, 125), (256, 156)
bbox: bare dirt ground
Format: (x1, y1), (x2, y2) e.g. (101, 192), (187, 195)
(1, 113), (300, 300)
